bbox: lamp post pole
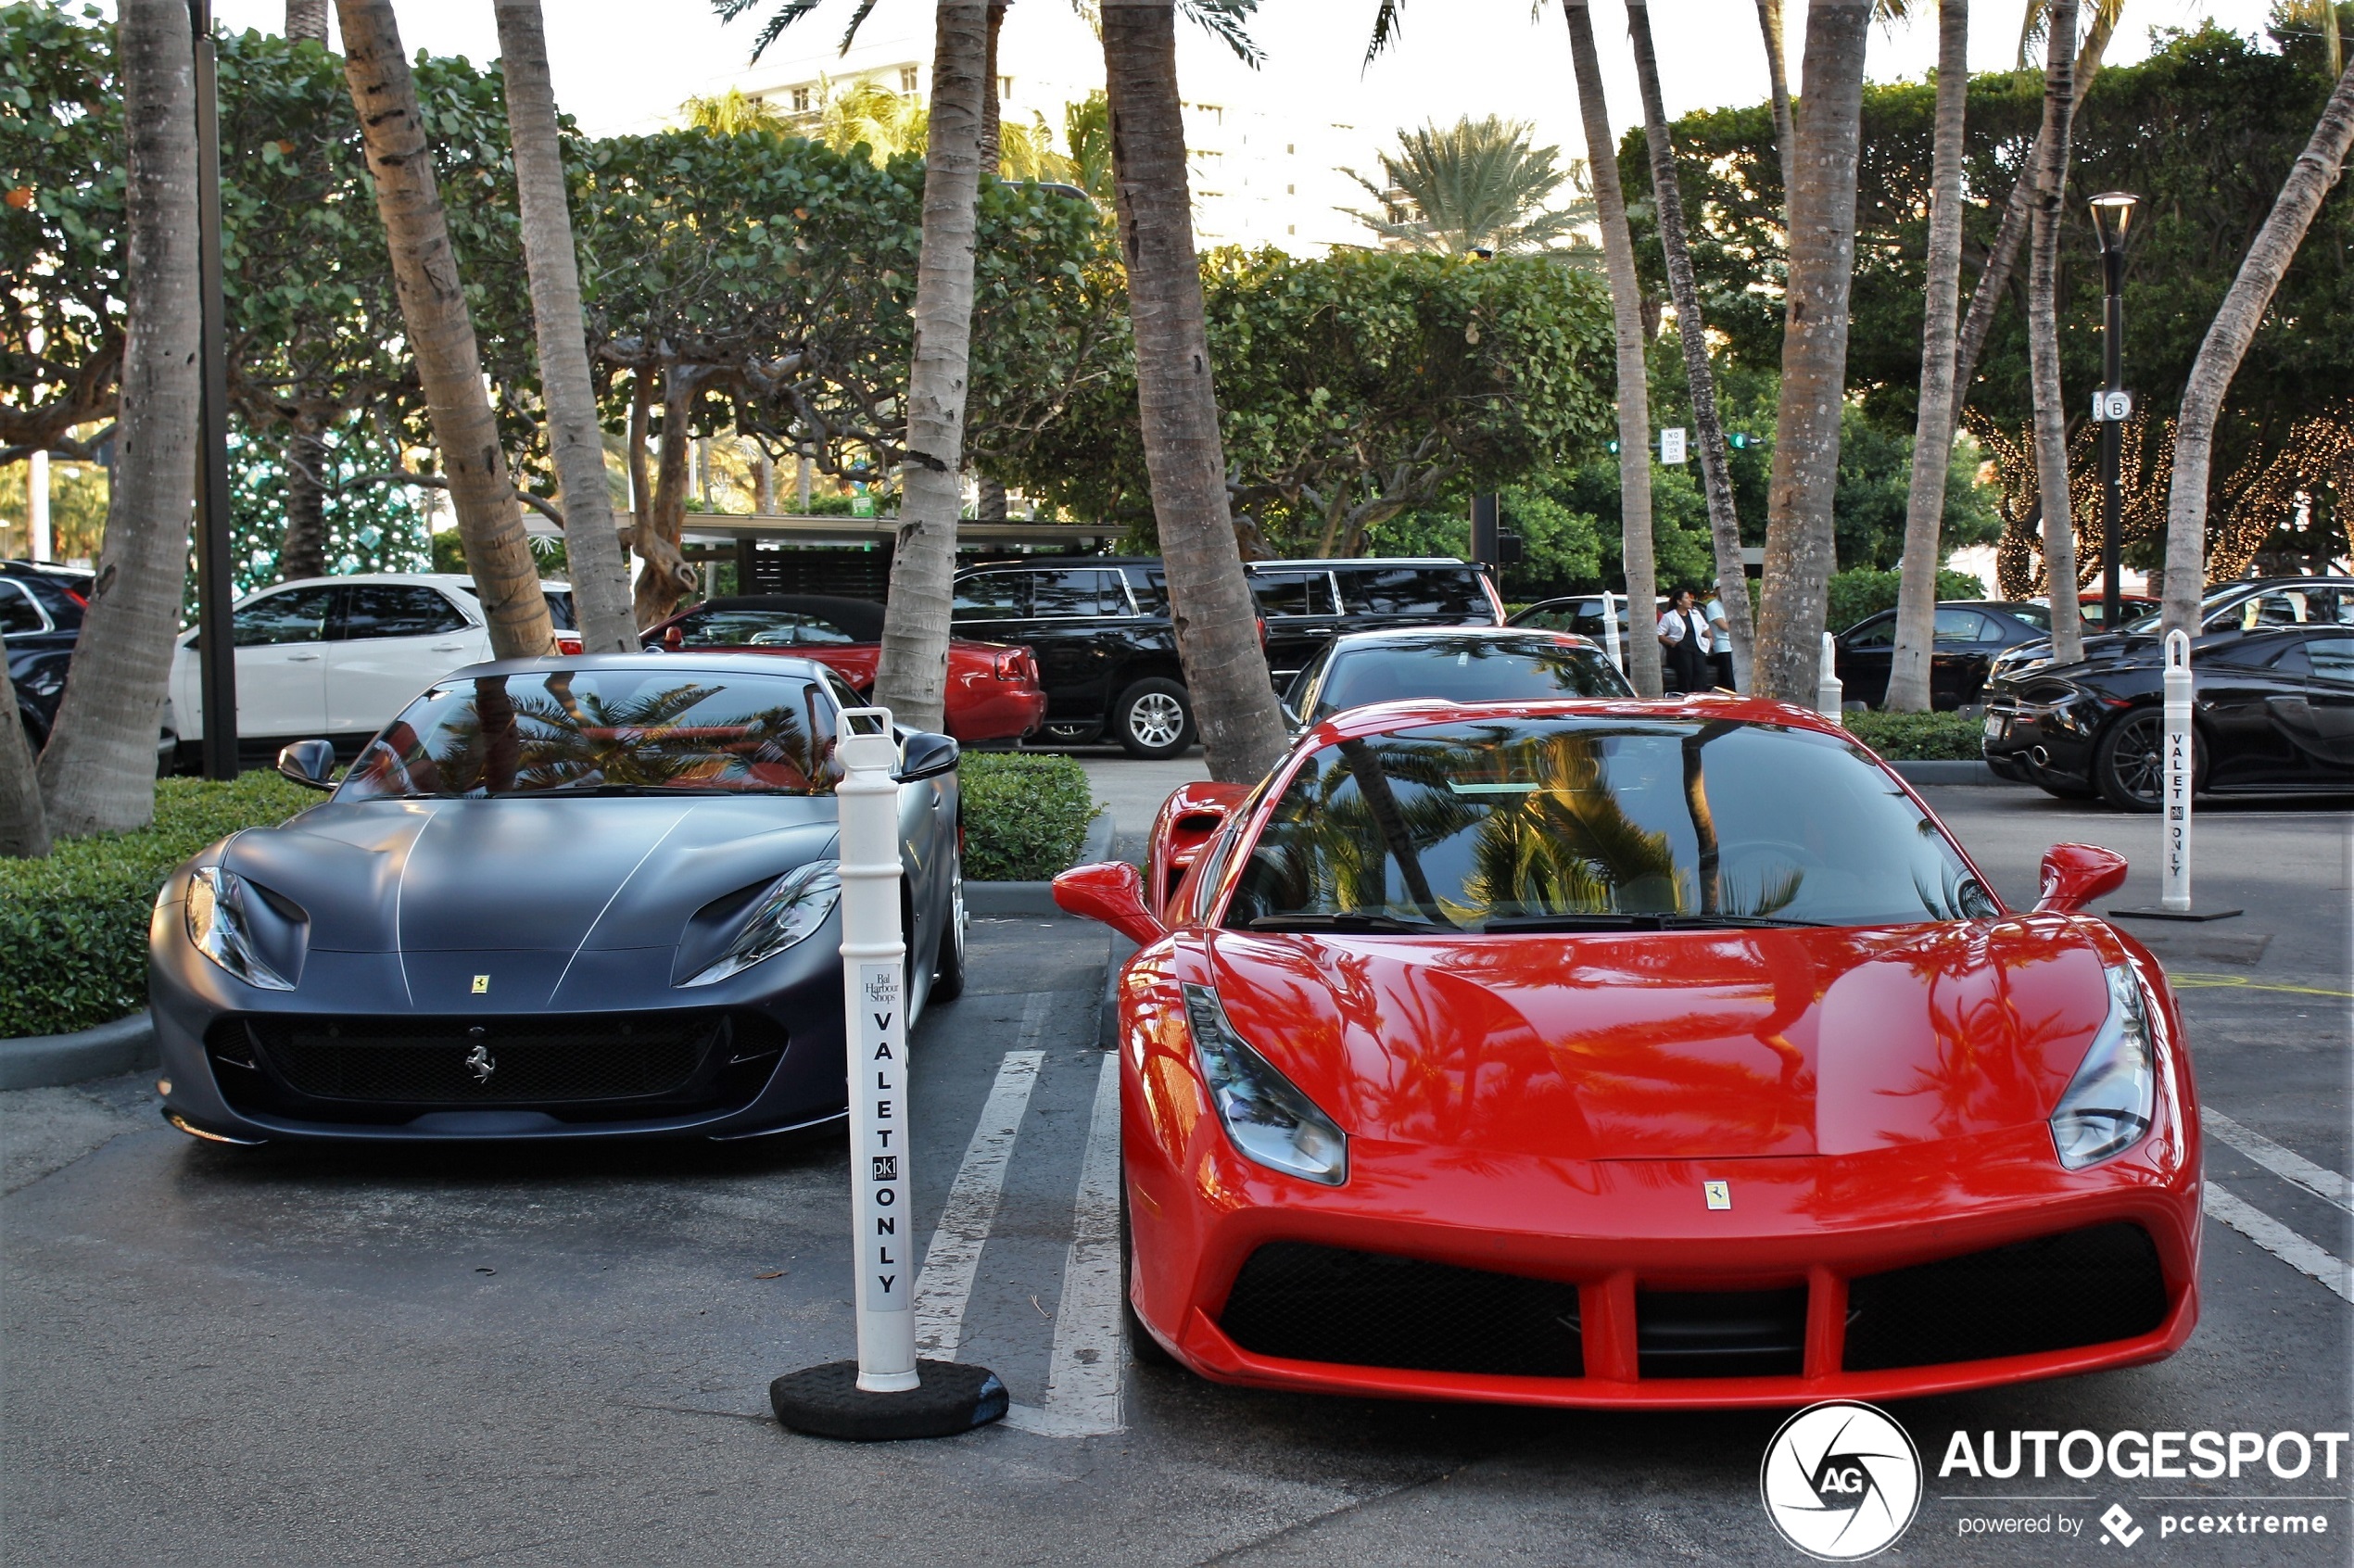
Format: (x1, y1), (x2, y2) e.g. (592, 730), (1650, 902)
(190, 0), (238, 779)
(2089, 192), (2139, 632)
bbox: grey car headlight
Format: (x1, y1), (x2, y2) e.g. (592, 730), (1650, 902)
(2050, 963), (2158, 1170)
(1182, 981), (1348, 1185)
(184, 866), (297, 991)
(680, 859), (841, 987)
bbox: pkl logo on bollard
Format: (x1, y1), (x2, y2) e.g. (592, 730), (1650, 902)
(1760, 1400), (1923, 1560)
(2101, 1504), (2145, 1547)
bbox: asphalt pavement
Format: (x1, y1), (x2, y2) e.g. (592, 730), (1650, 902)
(2, 772), (2347, 1566)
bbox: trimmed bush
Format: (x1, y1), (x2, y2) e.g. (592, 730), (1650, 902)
(1844, 710), (1986, 762)
(1826, 566), (1990, 634)
(960, 752), (1098, 882)
(1, 774), (318, 1039)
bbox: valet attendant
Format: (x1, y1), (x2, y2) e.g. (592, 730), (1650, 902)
(1657, 587), (1712, 693)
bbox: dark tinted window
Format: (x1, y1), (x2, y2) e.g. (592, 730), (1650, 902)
(1227, 719), (1993, 931)
(1843, 613), (1895, 650)
(794, 613), (856, 645)
(1031, 569), (1125, 617)
(1933, 609), (1993, 643)
(340, 669), (838, 799)
(1339, 566), (1489, 620)
(677, 608), (804, 647)
(233, 587), (336, 647)
(2003, 601), (2052, 630)
(1124, 566), (1170, 616)
(952, 572), (1027, 622)
(543, 591), (576, 631)
(1250, 571), (1336, 617)
(0, 580), (44, 636)
(2308, 636), (2354, 684)
(340, 585), (470, 639)
(1309, 636), (1631, 723)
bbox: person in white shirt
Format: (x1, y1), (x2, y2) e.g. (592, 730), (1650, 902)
(1657, 588), (1712, 693)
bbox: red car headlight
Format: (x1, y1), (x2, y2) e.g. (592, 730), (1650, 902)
(2049, 964), (2158, 1170)
(1182, 982), (1348, 1185)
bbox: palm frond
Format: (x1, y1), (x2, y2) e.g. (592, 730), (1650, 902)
(1179, 0), (1266, 66)
(1364, 0), (1406, 67)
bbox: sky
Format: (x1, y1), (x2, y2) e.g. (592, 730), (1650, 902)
(196, 0), (2294, 169)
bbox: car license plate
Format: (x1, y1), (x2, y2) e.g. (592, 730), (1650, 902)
(1983, 714), (2007, 740)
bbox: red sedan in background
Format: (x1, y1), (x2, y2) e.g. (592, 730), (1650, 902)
(1055, 696), (2197, 1409)
(642, 594), (1046, 743)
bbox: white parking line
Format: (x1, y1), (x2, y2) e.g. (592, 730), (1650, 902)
(913, 1045), (1044, 1360)
(1006, 1052), (1125, 1437)
(2204, 1111), (2354, 1215)
(2205, 1182), (2354, 1304)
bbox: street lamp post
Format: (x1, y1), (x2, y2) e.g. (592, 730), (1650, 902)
(190, 0), (238, 780)
(2089, 190), (2139, 631)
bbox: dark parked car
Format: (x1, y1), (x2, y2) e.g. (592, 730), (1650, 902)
(1834, 601), (2051, 710)
(1987, 575), (2354, 689)
(1282, 626), (1631, 731)
(1982, 623), (2354, 809)
(949, 556), (1501, 758)
(2, 560), (88, 750)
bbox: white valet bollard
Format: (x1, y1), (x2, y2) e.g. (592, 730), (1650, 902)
(2110, 631), (2241, 923)
(1816, 631), (1843, 722)
(1601, 589), (1624, 675)
(769, 708), (1008, 1440)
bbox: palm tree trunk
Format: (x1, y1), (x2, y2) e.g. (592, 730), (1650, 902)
(2026, 0), (2083, 664)
(868, 2), (987, 733)
(1886, 0), (1970, 713)
(493, 0), (639, 654)
(1627, 0), (1754, 692)
(632, 366), (702, 627)
(1561, 0), (1662, 699)
(1753, 0), (1873, 705)
(2164, 58), (2354, 639)
(1, 663), (50, 857)
(1755, 0), (1798, 213)
(973, 1), (1011, 529)
(34, 0), (201, 836)
(280, 421), (331, 581)
(285, 0), (328, 43)
(335, 0), (551, 660)
(1099, 0), (1286, 782)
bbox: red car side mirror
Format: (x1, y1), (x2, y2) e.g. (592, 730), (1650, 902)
(1054, 861), (1168, 946)
(2035, 843), (2128, 914)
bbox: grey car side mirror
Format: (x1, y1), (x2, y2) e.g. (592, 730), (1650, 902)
(897, 730), (960, 782)
(276, 739), (337, 791)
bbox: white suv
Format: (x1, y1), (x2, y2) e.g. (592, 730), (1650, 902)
(164, 574), (578, 769)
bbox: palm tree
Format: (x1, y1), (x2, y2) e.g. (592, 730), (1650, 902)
(493, 1), (641, 656)
(1755, 0), (1798, 210)
(1626, 0), (1755, 692)
(2025, 0), (2084, 664)
(34, 0), (203, 836)
(1886, 0), (1970, 713)
(1097, 0), (1290, 783)
(1340, 116), (1597, 258)
(715, 1), (987, 736)
(333, 0), (553, 660)
(680, 87), (796, 135)
(1, 664), (48, 856)
(285, 1), (327, 44)
(278, 1), (331, 586)
(1753, 0), (1874, 704)
(2163, 56), (2354, 639)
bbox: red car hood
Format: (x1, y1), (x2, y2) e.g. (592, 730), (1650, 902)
(1202, 918), (2114, 1160)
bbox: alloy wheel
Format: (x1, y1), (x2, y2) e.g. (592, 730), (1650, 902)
(1129, 692), (1186, 750)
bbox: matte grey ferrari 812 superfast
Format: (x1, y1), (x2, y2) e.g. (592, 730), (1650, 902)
(149, 654), (966, 1144)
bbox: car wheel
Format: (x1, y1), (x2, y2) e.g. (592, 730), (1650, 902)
(1113, 677), (1195, 760)
(2093, 707), (2203, 812)
(929, 849), (967, 1003)
(1120, 1167), (1176, 1369)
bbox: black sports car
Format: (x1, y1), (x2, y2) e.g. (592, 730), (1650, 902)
(1985, 575), (2354, 689)
(1982, 624), (2354, 809)
(150, 654), (967, 1144)
(1832, 601), (2050, 710)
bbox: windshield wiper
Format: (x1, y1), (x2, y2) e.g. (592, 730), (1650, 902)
(1480, 911), (1827, 932)
(1246, 913), (1453, 934)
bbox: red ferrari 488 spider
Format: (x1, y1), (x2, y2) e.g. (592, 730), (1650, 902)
(1054, 697), (2199, 1409)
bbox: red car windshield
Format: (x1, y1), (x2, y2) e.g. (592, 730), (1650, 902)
(1225, 718), (1996, 932)
(340, 670), (839, 799)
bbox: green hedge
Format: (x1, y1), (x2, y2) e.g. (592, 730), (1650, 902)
(960, 752), (1099, 882)
(0, 774), (318, 1039)
(1843, 710), (1986, 762)
(1, 754), (1098, 1040)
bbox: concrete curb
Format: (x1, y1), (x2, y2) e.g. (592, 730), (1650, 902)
(0, 1012), (157, 1093)
(967, 807), (1115, 917)
(1889, 760), (2006, 785)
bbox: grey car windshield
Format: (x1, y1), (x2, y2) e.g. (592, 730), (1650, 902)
(1297, 635), (1630, 725)
(340, 670), (839, 799)
(1227, 718), (1996, 931)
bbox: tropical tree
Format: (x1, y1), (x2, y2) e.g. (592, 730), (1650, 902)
(278, 0), (329, 576)
(1341, 116), (1598, 259)
(1755, 0), (1798, 209)
(1886, 0), (1969, 712)
(1626, 0), (1754, 690)
(2024, 0), (2084, 664)
(33, 0), (200, 836)
(285, 0), (327, 42)
(2164, 54), (2354, 638)
(1753, 0), (1873, 705)
(1098, 0), (1288, 783)
(1, 664), (47, 856)
(491, 0), (639, 653)
(333, 0), (551, 658)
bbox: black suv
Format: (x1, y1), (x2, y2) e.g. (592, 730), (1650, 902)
(949, 556), (1501, 757)
(3, 560), (93, 750)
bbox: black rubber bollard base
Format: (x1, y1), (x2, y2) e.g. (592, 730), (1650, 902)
(2108, 904), (2245, 922)
(769, 1359), (1009, 1441)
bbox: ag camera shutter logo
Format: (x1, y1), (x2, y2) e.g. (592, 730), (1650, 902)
(1760, 1400), (1923, 1560)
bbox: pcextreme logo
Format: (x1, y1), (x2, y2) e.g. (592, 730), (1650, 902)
(1760, 1400), (1924, 1561)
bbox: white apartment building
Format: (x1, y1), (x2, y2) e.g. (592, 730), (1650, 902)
(713, 4), (1371, 255)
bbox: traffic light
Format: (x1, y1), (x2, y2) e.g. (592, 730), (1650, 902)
(1726, 432), (1756, 449)
(1607, 438), (1620, 454)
